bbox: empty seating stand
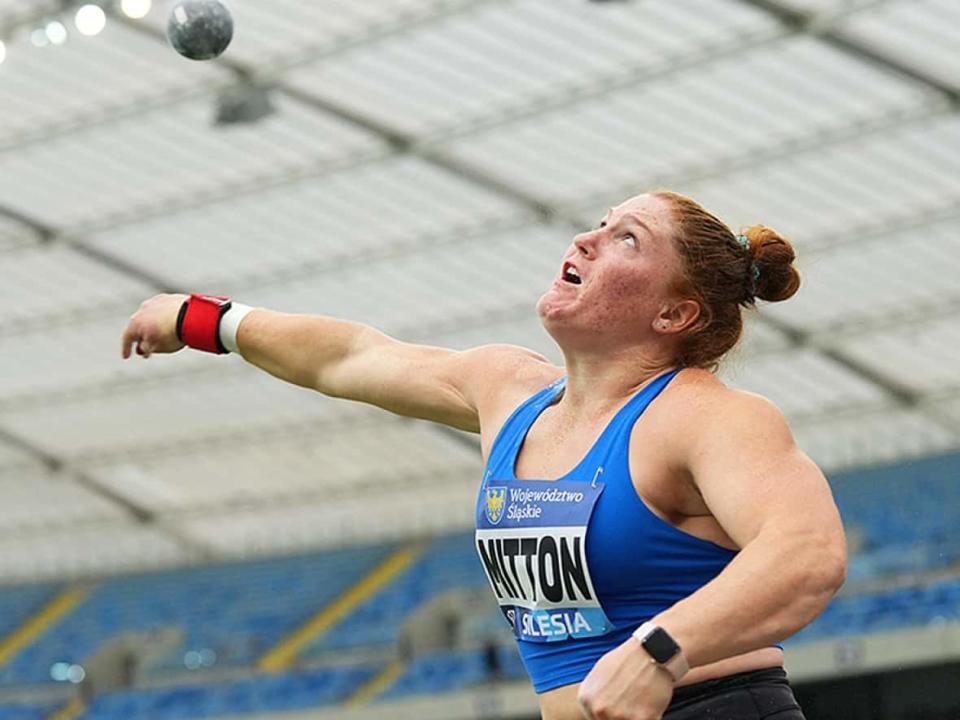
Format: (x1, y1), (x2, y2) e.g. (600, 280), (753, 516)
(0, 703), (58, 720)
(832, 452), (960, 580)
(0, 545), (392, 686)
(304, 533), (488, 654)
(79, 665), (378, 720)
(0, 583), (61, 640)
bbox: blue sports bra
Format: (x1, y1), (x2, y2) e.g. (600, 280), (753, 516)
(475, 369), (738, 692)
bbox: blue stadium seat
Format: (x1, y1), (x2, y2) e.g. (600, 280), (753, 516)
(832, 452), (960, 578)
(0, 582), (61, 639)
(378, 645), (527, 701)
(305, 533), (488, 655)
(380, 650), (487, 700)
(0, 702), (58, 720)
(79, 666), (379, 720)
(787, 576), (960, 644)
(0, 545), (393, 685)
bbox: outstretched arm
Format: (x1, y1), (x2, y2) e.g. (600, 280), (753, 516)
(121, 293), (555, 433)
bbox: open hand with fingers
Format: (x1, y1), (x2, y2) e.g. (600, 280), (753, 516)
(121, 293), (189, 359)
(577, 637), (674, 720)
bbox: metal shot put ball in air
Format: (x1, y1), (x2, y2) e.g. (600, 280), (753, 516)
(167, 0), (234, 61)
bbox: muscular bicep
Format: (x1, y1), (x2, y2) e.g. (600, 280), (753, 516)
(687, 392), (844, 551)
(321, 331), (558, 433)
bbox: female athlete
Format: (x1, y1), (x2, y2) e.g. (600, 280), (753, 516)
(121, 191), (847, 720)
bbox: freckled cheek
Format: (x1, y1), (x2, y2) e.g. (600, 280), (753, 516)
(584, 276), (652, 326)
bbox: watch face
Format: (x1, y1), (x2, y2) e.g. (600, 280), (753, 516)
(643, 628), (680, 663)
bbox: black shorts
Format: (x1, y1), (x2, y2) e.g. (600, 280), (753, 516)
(665, 667), (805, 720)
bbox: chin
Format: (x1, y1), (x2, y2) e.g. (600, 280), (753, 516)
(536, 294), (566, 324)
(537, 300), (577, 343)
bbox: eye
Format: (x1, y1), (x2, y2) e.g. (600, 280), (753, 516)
(622, 233), (637, 248)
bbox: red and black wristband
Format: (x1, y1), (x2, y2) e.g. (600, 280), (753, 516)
(176, 294), (232, 354)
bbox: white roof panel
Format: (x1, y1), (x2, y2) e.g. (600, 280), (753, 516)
(83, 156), (534, 289)
(0, 245), (155, 333)
(0, 214), (36, 250)
(793, 404), (957, 472)
(287, 0), (779, 137)
(172, 481), (476, 559)
(837, 0), (960, 89)
(85, 419), (478, 513)
(0, 365), (355, 460)
(776, 0), (870, 14)
(443, 34), (937, 206)
(0, 469), (127, 534)
(833, 316), (960, 394)
(669, 113), (960, 254)
(429, 313), (561, 362)
(0, 441), (42, 472)
(0, 313), (210, 404)
(762, 214), (960, 332)
(0, 522), (190, 583)
(0, 20), (227, 147)
(248, 223), (565, 336)
(0, 93), (384, 228)
(0, 1), (58, 24)
(719, 347), (888, 417)
(139, 0), (459, 71)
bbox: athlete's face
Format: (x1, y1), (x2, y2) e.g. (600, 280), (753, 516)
(537, 193), (685, 349)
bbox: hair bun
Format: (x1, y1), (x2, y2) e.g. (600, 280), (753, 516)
(742, 225), (800, 303)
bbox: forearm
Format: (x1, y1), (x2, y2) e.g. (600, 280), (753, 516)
(653, 527), (846, 669)
(234, 308), (377, 395)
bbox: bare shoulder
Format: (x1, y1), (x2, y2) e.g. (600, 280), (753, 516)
(459, 344), (563, 407)
(664, 371), (840, 553)
(666, 369), (789, 434)
(457, 344), (562, 457)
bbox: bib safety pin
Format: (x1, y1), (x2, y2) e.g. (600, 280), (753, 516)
(591, 466), (603, 488)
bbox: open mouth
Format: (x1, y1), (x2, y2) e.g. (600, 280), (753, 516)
(562, 262), (582, 285)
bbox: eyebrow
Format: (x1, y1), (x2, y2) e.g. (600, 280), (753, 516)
(619, 212), (655, 239)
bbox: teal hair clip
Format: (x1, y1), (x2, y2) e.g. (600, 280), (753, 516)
(737, 233), (760, 282)
(736, 234), (761, 281)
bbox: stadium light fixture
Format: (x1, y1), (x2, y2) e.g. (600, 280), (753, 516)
(45, 20), (69, 45)
(75, 5), (107, 36)
(121, 0), (152, 19)
(30, 28), (50, 47)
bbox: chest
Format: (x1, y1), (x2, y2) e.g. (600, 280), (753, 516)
(511, 405), (687, 514)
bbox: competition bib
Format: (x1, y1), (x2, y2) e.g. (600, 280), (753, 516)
(475, 478), (614, 643)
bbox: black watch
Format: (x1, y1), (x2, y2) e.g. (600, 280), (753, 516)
(633, 622), (689, 680)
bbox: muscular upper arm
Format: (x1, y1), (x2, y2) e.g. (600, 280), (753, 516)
(685, 390), (845, 555)
(321, 328), (559, 432)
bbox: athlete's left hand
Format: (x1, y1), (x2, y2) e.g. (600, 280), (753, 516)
(577, 637), (673, 720)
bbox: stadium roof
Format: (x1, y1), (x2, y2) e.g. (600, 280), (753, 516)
(0, 0), (958, 582)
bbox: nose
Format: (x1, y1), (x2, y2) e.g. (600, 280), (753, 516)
(573, 229), (599, 259)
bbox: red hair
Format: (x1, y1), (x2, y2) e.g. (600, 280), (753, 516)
(655, 191), (801, 371)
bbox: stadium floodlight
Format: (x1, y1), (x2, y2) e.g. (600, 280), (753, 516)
(75, 5), (107, 36)
(30, 28), (50, 47)
(121, 0), (152, 19)
(45, 21), (68, 45)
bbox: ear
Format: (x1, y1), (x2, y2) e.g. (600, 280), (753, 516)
(653, 299), (701, 335)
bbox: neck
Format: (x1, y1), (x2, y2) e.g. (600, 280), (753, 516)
(558, 345), (677, 417)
